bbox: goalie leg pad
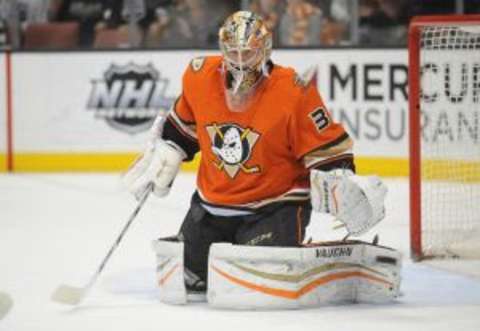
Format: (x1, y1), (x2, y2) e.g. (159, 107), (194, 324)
(207, 242), (401, 309)
(152, 237), (187, 305)
(356, 243), (402, 303)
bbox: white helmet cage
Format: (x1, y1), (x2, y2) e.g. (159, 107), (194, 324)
(219, 11), (273, 95)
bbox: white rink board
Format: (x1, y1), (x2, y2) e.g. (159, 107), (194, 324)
(12, 50), (408, 157)
(0, 53), (6, 156)
(12, 51), (213, 153)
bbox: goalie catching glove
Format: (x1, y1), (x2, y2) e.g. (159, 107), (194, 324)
(310, 169), (387, 236)
(123, 116), (186, 200)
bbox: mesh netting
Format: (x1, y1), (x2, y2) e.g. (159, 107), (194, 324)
(419, 24), (480, 258)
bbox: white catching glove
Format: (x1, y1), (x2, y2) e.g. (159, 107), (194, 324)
(310, 169), (388, 236)
(123, 139), (186, 200)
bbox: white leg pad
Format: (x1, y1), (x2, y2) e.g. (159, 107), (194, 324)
(152, 239), (187, 305)
(208, 244), (305, 309)
(207, 241), (401, 310)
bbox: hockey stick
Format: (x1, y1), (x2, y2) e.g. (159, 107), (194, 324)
(51, 184), (153, 306)
(0, 292), (13, 320)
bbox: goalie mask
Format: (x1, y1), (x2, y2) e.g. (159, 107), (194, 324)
(219, 11), (272, 111)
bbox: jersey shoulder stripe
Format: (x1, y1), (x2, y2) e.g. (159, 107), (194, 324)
(300, 132), (352, 161)
(184, 56), (223, 95)
(268, 65), (312, 104)
(186, 56), (222, 76)
(190, 57), (206, 72)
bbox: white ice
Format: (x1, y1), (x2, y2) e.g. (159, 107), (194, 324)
(1, 173), (480, 331)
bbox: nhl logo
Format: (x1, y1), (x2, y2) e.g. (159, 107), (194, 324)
(87, 62), (175, 134)
(206, 123), (261, 179)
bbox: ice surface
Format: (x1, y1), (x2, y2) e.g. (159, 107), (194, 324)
(0, 173), (479, 331)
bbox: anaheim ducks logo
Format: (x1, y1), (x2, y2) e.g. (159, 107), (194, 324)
(206, 123), (261, 179)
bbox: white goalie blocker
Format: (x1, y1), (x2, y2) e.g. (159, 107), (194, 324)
(152, 239), (401, 309)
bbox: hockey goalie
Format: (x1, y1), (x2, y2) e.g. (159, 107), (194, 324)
(124, 11), (401, 309)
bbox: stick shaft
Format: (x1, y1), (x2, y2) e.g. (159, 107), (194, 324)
(86, 185), (152, 290)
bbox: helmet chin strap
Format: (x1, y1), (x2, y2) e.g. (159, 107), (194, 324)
(261, 60), (270, 78)
(231, 68), (245, 94)
(226, 61), (268, 96)
(231, 47), (246, 94)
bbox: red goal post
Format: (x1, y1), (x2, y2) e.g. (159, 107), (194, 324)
(409, 15), (480, 260)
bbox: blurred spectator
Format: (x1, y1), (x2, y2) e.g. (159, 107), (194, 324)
(465, 0), (480, 13)
(25, 0), (60, 24)
(411, 0), (455, 15)
(2, 0), (477, 49)
(144, 0), (200, 48)
(412, 0), (480, 15)
(55, 0), (105, 47)
(94, 0), (146, 48)
(0, 2), (8, 47)
(329, 0), (349, 22)
(359, 0), (408, 45)
(0, 0), (64, 48)
(142, 0), (172, 31)
(204, 0), (240, 46)
(249, 0), (284, 46)
(145, 0), (234, 48)
(0, 0), (21, 47)
(0, 0), (11, 46)
(279, 0), (323, 46)
(316, 0), (351, 45)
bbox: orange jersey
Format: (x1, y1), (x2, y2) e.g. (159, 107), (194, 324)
(167, 56), (351, 209)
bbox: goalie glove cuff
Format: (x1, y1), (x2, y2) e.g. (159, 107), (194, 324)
(310, 170), (387, 236)
(310, 169), (354, 214)
(123, 139), (185, 200)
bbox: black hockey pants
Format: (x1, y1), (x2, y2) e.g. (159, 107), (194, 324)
(178, 192), (312, 291)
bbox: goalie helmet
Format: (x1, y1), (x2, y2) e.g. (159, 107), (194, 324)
(219, 11), (272, 110)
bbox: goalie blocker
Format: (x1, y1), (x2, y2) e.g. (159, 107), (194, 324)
(153, 238), (401, 309)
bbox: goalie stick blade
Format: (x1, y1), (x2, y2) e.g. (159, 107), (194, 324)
(0, 292), (13, 320)
(51, 285), (86, 306)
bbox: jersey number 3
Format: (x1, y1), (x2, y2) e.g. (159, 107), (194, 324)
(309, 107), (329, 132)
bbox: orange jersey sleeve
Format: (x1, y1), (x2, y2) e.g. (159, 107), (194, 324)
(173, 57), (204, 125)
(165, 61), (202, 143)
(174, 93), (195, 124)
(290, 83), (350, 161)
(162, 60), (207, 160)
(170, 62), (196, 129)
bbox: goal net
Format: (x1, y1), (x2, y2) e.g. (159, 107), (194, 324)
(409, 15), (480, 260)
